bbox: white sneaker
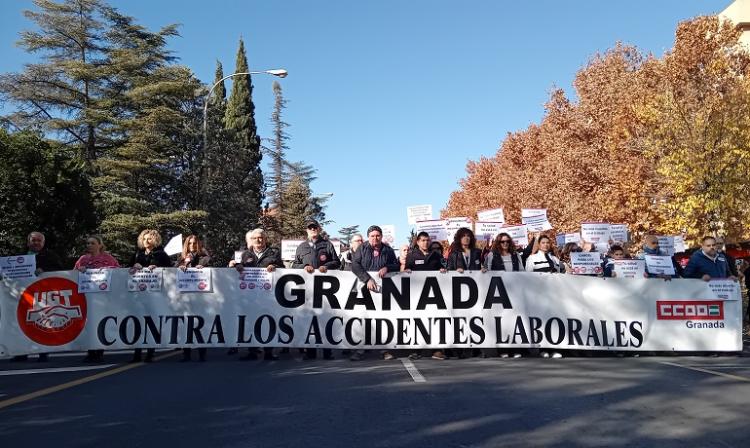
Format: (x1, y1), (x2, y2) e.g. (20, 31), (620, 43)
(499, 353), (509, 358)
(551, 352), (563, 358)
(540, 351), (550, 358)
(512, 353), (522, 358)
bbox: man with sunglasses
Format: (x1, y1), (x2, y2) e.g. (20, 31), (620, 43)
(292, 219), (340, 360)
(639, 235), (681, 278)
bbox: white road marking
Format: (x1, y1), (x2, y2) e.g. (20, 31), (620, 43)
(660, 361), (750, 382)
(0, 364), (116, 376)
(400, 358), (426, 383)
(49, 349), (171, 358)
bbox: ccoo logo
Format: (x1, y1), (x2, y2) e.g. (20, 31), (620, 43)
(16, 277), (87, 346)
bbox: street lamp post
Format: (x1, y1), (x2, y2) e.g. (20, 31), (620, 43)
(202, 69), (288, 150)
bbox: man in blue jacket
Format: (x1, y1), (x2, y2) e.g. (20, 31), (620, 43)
(683, 236), (737, 281)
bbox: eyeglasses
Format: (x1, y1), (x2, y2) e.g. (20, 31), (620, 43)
(307, 225), (319, 230)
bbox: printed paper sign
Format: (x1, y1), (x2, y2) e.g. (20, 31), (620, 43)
(407, 205), (433, 225)
(416, 219), (448, 242)
(78, 268), (112, 293)
(239, 268), (274, 292)
(331, 239), (342, 256)
(522, 214), (552, 232)
(708, 280), (741, 301)
(581, 223), (611, 243)
(673, 235), (686, 253)
(234, 251), (244, 263)
(657, 236), (676, 256)
(522, 208), (547, 219)
(570, 252), (603, 275)
(445, 217), (473, 243)
(644, 255), (676, 276)
(177, 268), (212, 292)
(609, 224), (629, 243)
(475, 222), (505, 241)
(380, 225), (396, 247)
(564, 233), (582, 244)
(128, 269), (163, 292)
(613, 259), (646, 279)
(0, 255), (36, 280)
(477, 208), (505, 223)
(502, 225), (529, 247)
(281, 240), (305, 261)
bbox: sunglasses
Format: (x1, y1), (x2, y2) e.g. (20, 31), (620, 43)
(307, 225), (319, 230)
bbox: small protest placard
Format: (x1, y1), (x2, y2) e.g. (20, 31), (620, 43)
(128, 269), (163, 292)
(645, 255), (676, 276)
(613, 259), (646, 279)
(78, 268), (113, 293)
(570, 252), (603, 275)
(0, 255), (36, 280)
(177, 268), (212, 292)
(239, 268), (274, 292)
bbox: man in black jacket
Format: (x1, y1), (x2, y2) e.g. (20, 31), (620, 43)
(292, 220), (340, 360)
(230, 228), (283, 360)
(11, 231), (62, 362)
(350, 225), (400, 361)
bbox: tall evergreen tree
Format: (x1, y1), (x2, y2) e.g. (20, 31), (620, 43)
(267, 80), (289, 208)
(338, 225), (360, 246)
(223, 38), (264, 224)
(279, 173), (313, 238)
(0, 0), (120, 165)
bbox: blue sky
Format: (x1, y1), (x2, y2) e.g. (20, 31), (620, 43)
(0, 0), (727, 244)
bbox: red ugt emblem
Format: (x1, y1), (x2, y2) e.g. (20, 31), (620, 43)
(16, 277), (87, 346)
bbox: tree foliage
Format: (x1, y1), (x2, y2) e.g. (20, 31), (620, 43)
(444, 16), (750, 244)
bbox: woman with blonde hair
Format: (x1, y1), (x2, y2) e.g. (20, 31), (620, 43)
(129, 229), (171, 363)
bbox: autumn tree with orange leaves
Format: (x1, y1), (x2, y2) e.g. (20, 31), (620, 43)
(445, 16), (750, 244)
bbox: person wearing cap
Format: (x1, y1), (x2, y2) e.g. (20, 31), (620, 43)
(292, 219), (340, 360)
(350, 225), (401, 361)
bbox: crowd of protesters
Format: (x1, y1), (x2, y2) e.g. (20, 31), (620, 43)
(5, 220), (749, 364)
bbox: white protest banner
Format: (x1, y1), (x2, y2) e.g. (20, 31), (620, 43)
(581, 222), (611, 244)
(502, 224), (529, 246)
(416, 219), (448, 242)
(239, 268), (274, 291)
(128, 269), (163, 292)
(613, 259), (646, 279)
(281, 240), (305, 261)
(78, 268), (113, 293)
(570, 252), (603, 275)
(163, 234), (183, 256)
(445, 217), (473, 243)
(0, 269), (741, 356)
(177, 268), (212, 292)
(522, 208), (547, 219)
(645, 255), (676, 276)
(564, 233), (582, 244)
(522, 214), (552, 232)
(657, 236), (676, 256)
(474, 222), (505, 241)
(673, 235), (686, 253)
(407, 205), (433, 225)
(380, 225), (396, 247)
(609, 224), (629, 243)
(0, 255), (36, 280)
(477, 208), (505, 224)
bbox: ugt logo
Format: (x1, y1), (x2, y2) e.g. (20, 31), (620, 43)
(16, 277), (87, 346)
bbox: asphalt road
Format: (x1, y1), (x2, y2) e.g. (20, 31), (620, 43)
(1, 346), (750, 448)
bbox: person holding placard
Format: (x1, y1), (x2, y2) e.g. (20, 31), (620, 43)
(638, 235), (680, 279)
(75, 235), (120, 363)
(339, 234), (363, 271)
(558, 242), (582, 275)
(10, 232), (64, 362)
(446, 228), (482, 272)
(602, 245), (626, 278)
(230, 228), (283, 361)
(525, 235), (560, 273)
(175, 235), (212, 362)
(483, 233), (523, 273)
(683, 236), (736, 282)
(129, 229), (172, 363)
(293, 219), (340, 360)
